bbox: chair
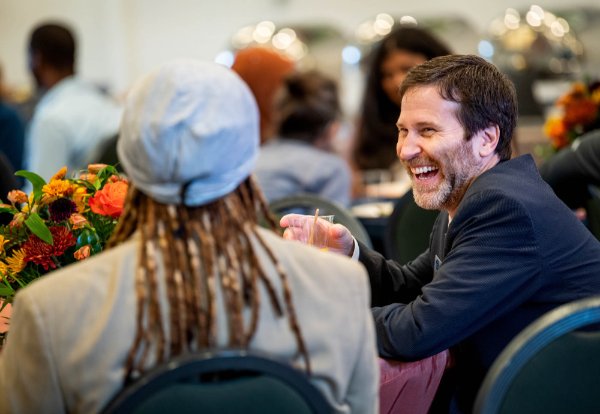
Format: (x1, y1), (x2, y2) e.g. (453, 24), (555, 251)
(383, 190), (439, 264)
(269, 193), (373, 249)
(102, 349), (333, 414)
(474, 296), (600, 414)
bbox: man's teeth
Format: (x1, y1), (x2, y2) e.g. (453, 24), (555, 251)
(413, 166), (438, 175)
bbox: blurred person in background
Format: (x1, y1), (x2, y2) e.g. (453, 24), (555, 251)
(232, 46), (295, 144)
(0, 153), (18, 207)
(0, 63), (26, 176)
(24, 22), (122, 182)
(351, 26), (452, 196)
(254, 70), (352, 206)
(540, 128), (600, 216)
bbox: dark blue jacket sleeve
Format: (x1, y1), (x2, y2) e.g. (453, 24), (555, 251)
(370, 190), (541, 360)
(358, 244), (433, 306)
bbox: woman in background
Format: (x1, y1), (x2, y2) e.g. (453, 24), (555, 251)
(254, 70), (352, 206)
(351, 26), (452, 173)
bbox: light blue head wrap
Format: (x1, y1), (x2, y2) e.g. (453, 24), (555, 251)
(117, 59), (259, 206)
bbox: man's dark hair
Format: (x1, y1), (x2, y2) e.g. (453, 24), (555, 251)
(399, 54), (517, 161)
(29, 23), (76, 70)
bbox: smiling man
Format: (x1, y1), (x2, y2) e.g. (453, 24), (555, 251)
(281, 54), (600, 413)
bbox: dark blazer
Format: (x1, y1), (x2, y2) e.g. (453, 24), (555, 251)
(359, 155), (600, 413)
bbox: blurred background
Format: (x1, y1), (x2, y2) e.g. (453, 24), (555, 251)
(1, 0), (599, 159)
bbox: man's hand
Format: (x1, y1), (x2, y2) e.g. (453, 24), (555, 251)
(280, 214), (355, 256)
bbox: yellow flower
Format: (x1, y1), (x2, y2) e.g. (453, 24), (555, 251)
(6, 249), (26, 274)
(72, 185), (89, 213)
(0, 261), (8, 280)
(42, 179), (77, 203)
(592, 88), (600, 105)
(0, 235), (8, 255)
(51, 166), (68, 181)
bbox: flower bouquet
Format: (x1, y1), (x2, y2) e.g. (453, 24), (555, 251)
(543, 80), (600, 153)
(0, 164), (128, 310)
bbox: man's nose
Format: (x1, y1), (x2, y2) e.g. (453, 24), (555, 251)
(397, 133), (421, 161)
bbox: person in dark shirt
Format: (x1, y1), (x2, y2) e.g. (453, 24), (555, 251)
(539, 128), (600, 211)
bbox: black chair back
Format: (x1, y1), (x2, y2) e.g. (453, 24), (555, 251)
(474, 296), (600, 414)
(102, 349), (333, 414)
(383, 190), (439, 264)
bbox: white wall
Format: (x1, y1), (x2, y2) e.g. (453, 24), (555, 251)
(0, 0), (592, 96)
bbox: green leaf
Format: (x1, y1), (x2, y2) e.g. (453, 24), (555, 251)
(24, 212), (53, 245)
(97, 165), (118, 181)
(0, 205), (17, 214)
(15, 170), (46, 202)
(0, 286), (14, 297)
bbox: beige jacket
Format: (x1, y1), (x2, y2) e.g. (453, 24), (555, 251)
(0, 227), (379, 414)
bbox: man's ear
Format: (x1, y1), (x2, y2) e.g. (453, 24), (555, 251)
(476, 124), (500, 157)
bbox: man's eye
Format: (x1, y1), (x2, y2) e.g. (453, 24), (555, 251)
(398, 129), (408, 138)
(421, 128), (435, 137)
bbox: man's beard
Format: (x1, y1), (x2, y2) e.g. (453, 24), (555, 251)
(410, 141), (478, 211)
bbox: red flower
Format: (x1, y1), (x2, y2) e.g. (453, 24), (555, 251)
(563, 99), (598, 128)
(89, 180), (128, 218)
(23, 226), (76, 270)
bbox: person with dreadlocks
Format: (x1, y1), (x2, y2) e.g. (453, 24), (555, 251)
(0, 60), (379, 414)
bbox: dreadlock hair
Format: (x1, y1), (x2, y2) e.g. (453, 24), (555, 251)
(107, 176), (311, 380)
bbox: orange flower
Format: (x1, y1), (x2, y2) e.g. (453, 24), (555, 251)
(9, 212), (25, 229)
(74, 245), (91, 261)
(544, 117), (567, 149)
(79, 173), (98, 183)
(89, 181), (128, 218)
(7, 190), (27, 205)
(69, 213), (88, 229)
(544, 80), (600, 152)
(87, 164), (108, 174)
(109, 175), (125, 184)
